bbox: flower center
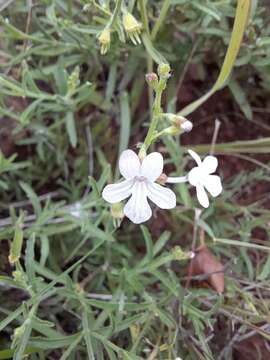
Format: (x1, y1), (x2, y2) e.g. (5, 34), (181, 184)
(135, 175), (146, 182)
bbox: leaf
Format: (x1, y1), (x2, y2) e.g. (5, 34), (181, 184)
(258, 252), (270, 281)
(25, 234), (36, 287)
(140, 225), (153, 261)
(142, 33), (168, 64)
(105, 63), (117, 102)
(20, 99), (43, 125)
(29, 333), (82, 350)
(153, 231), (170, 255)
(19, 182), (42, 215)
(119, 92), (131, 157)
(192, 2), (221, 21)
(82, 305), (96, 358)
(0, 347), (39, 359)
(40, 235), (49, 266)
(59, 334), (83, 360)
(13, 305), (37, 360)
(179, 0), (251, 116)
(187, 245), (224, 294)
(8, 213), (24, 264)
(229, 78), (252, 120)
(65, 111), (77, 148)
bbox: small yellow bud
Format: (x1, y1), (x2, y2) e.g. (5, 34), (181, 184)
(111, 203), (124, 228)
(98, 28), (111, 55)
(123, 13), (142, 45)
(14, 325), (24, 339)
(158, 63), (171, 79)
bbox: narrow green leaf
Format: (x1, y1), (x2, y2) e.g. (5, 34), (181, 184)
(258, 252), (270, 280)
(59, 333), (83, 360)
(65, 111), (77, 148)
(9, 213), (24, 264)
(13, 305), (37, 360)
(229, 78), (252, 120)
(25, 234), (36, 287)
(140, 225), (153, 261)
(82, 307), (96, 359)
(19, 182), (42, 215)
(153, 231), (170, 255)
(142, 33), (168, 64)
(119, 92), (131, 156)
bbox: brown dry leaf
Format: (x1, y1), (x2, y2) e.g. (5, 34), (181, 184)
(187, 245), (224, 293)
(233, 334), (270, 360)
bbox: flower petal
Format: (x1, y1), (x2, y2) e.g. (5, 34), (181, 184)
(147, 182), (176, 209)
(196, 184), (209, 208)
(188, 167), (201, 186)
(141, 152), (163, 182)
(102, 179), (133, 203)
(188, 149), (202, 166)
(124, 182), (152, 224)
(119, 150), (140, 179)
(202, 155), (218, 174)
(204, 175), (222, 197)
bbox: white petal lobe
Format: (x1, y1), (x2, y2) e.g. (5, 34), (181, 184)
(119, 150), (140, 179)
(204, 175), (222, 197)
(188, 167), (201, 186)
(123, 182), (152, 224)
(141, 152), (163, 182)
(196, 184), (209, 208)
(188, 149), (202, 165)
(147, 183), (176, 209)
(102, 179), (133, 203)
(202, 156), (218, 174)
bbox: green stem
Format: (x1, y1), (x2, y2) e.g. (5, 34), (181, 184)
(138, 0), (153, 108)
(67, 0), (72, 17)
(139, 78), (166, 157)
(138, 0), (150, 35)
(108, 0), (123, 28)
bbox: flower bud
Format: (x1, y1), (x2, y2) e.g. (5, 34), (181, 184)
(83, 4), (91, 12)
(98, 28), (111, 55)
(172, 246), (195, 261)
(157, 63), (171, 79)
(145, 73), (158, 89)
(181, 120), (193, 132)
(123, 12), (142, 45)
(67, 66), (80, 94)
(163, 126), (181, 136)
(163, 113), (193, 133)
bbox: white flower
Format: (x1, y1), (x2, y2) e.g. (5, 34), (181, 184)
(102, 150), (176, 224)
(187, 150), (222, 208)
(70, 202), (82, 218)
(181, 119), (193, 132)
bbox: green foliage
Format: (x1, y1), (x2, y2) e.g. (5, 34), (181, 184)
(0, 0), (270, 359)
